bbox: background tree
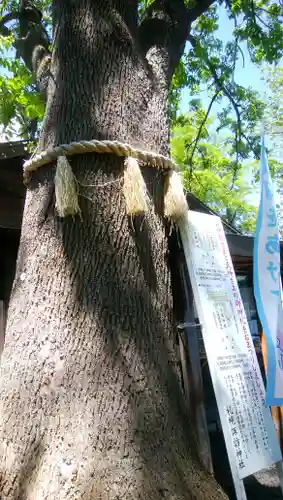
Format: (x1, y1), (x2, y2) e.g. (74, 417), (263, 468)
(171, 107), (258, 233)
(262, 65), (283, 145)
(252, 65), (283, 230)
(0, 1), (283, 499)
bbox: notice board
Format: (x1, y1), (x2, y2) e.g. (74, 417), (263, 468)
(179, 211), (281, 480)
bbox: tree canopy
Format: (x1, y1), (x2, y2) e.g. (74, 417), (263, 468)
(1, 0), (283, 231)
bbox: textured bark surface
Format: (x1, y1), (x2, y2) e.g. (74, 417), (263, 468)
(0, 1), (228, 498)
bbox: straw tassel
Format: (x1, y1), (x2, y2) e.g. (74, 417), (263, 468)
(54, 155), (80, 218)
(123, 157), (149, 215)
(164, 170), (188, 222)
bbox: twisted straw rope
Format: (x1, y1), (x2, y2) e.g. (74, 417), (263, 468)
(23, 139), (175, 184)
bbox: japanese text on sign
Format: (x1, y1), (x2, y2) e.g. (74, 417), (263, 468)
(179, 211), (281, 480)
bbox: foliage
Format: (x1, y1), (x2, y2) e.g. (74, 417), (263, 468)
(262, 65), (283, 152)
(0, 34), (44, 139)
(171, 108), (258, 233)
(257, 66), (283, 229)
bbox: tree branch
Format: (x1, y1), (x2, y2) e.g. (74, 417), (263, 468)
(187, 34), (239, 112)
(0, 11), (19, 36)
(139, 0), (216, 80)
(1, 2), (51, 98)
(188, 32), (243, 183)
(187, 31), (259, 182)
(249, 0), (270, 30)
(231, 16), (245, 82)
(186, 0), (217, 25)
(187, 90), (220, 173)
(138, 0), (190, 79)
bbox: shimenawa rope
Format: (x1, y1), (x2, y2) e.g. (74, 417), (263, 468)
(23, 139), (187, 220)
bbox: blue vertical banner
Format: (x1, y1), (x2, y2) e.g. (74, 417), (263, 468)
(254, 137), (283, 406)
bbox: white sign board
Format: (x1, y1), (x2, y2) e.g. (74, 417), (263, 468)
(179, 211), (282, 481)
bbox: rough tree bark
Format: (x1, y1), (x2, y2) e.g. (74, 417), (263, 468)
(0, 1), (228, 498)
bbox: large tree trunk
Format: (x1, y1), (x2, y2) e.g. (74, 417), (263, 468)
(0, 1), (228, 498)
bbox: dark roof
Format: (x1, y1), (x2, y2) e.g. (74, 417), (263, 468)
(227, 233), (283, 258)
(0, 141), (28, 229)
(186, 191), (241, 235)
(0, 140), (30, 161)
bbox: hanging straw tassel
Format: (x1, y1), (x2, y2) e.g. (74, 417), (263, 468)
(123, 157), (149, 216)
(55, 155), (81, 218)
(164, 170), (188, 222)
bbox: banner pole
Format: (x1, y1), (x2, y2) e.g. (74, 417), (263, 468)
(261, 332), (283, 494)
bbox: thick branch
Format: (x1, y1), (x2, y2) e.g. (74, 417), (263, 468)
(0, 3), (51, 98)
(15, 3), (51, 96)
(138, 0), (216, 84)
(139, 0), (190, 79)
(0, 11), (19, 36)
(187, 0), (217, 24)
